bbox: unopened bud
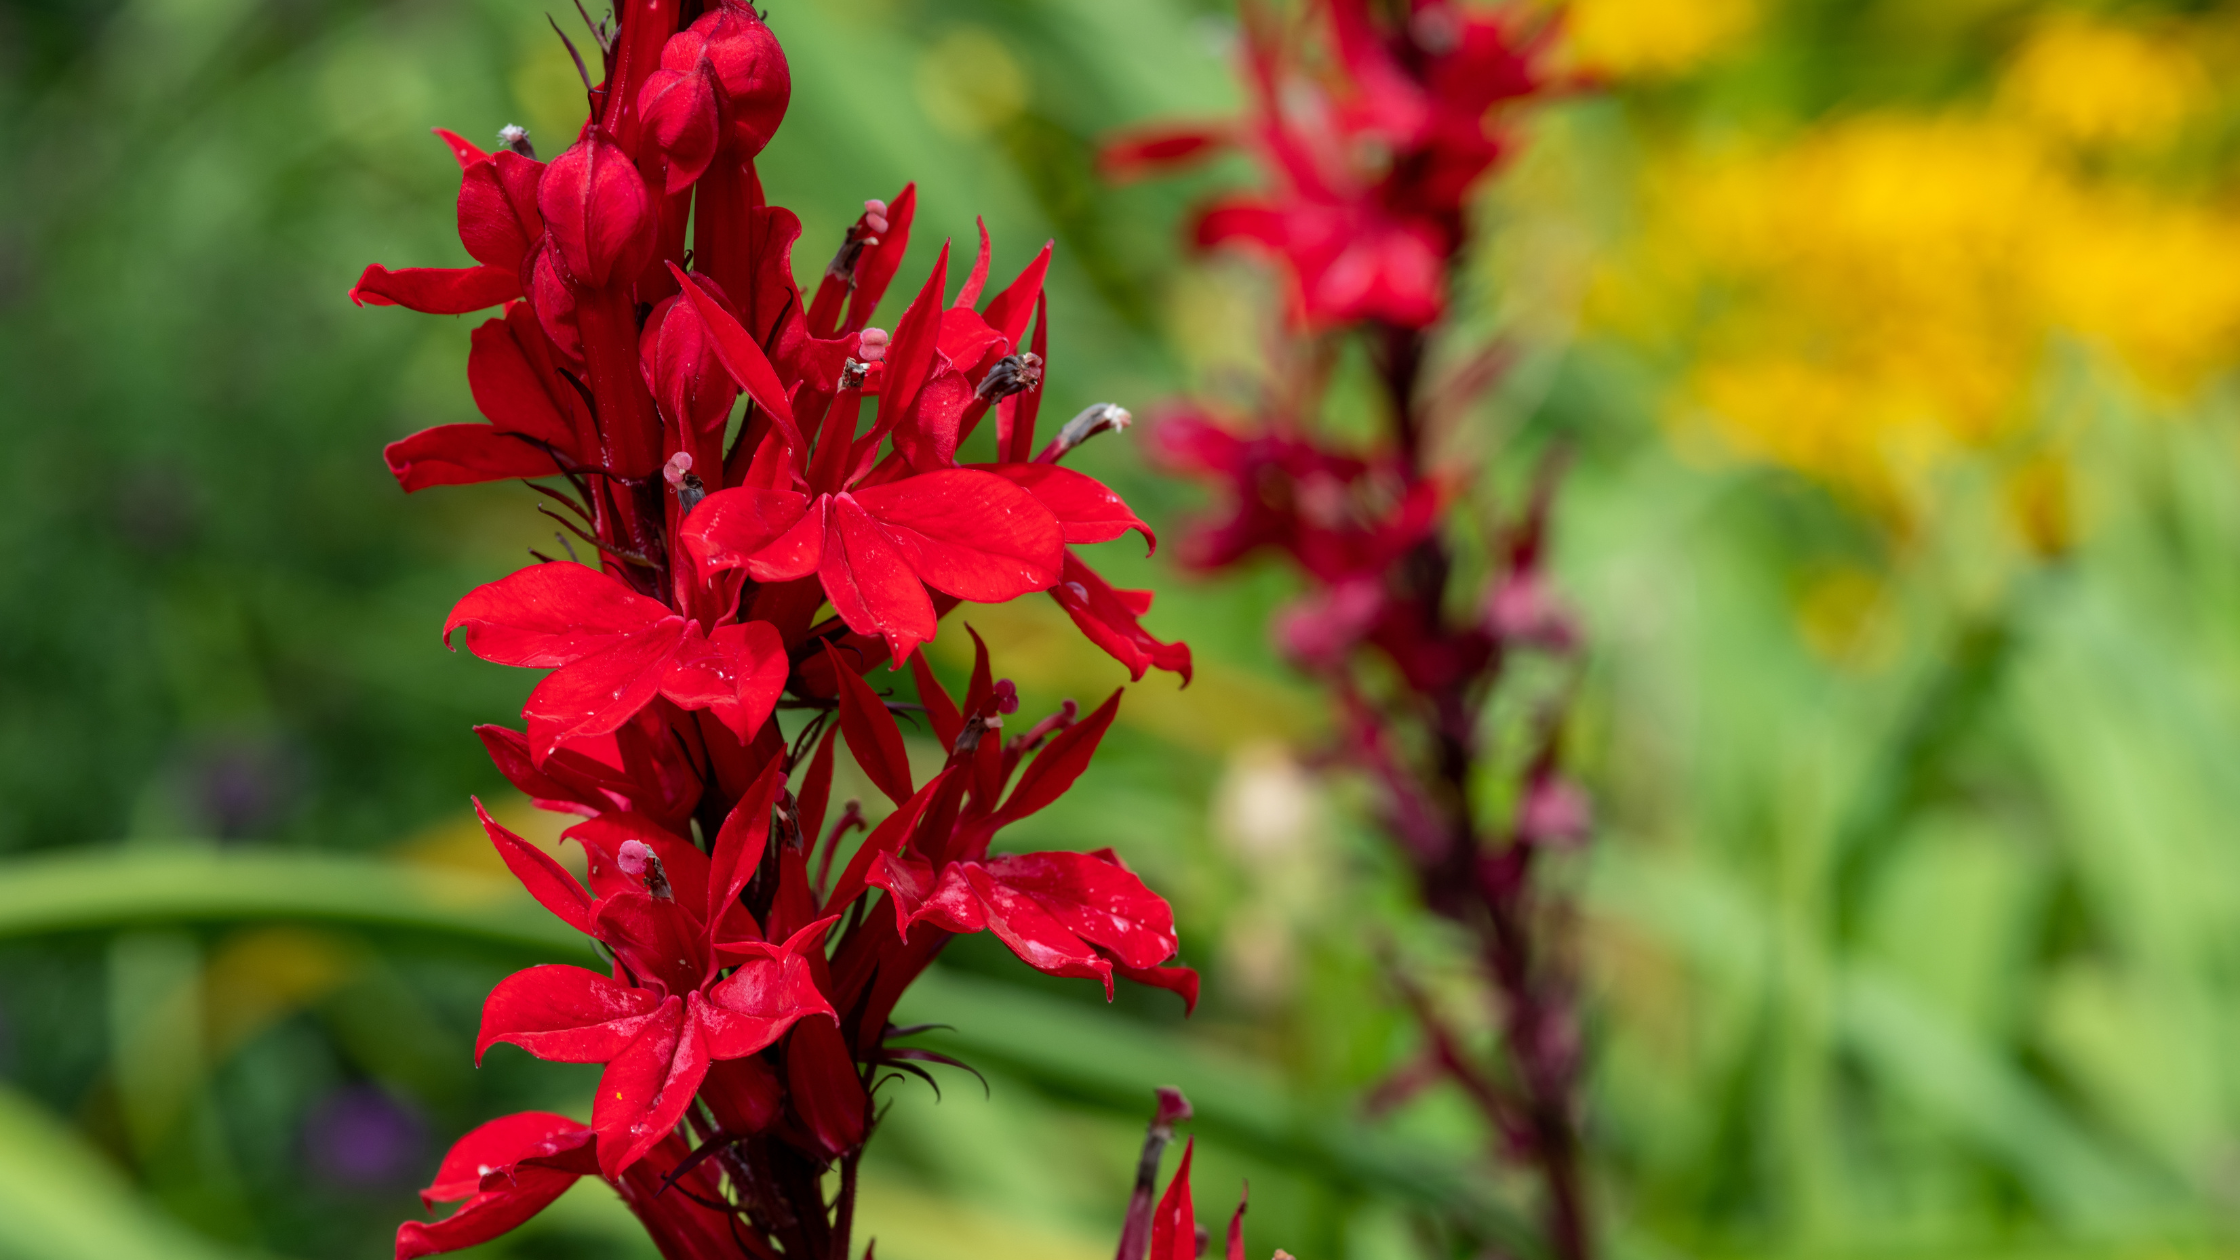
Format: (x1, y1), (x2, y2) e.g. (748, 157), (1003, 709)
(538, 135), (657, 287)
(498, 124), (536, 158)
(1152, 1086), (1193, 1130)
(1037, 402), (1133, 463)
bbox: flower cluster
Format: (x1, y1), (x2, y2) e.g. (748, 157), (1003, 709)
(1103, 0), (1546, 329)
(352, 3), (1192, 1257)
(1111, 3), (1592, 1258)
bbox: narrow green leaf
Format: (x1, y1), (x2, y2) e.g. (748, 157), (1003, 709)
(0, 847), (574, 953)
(895, 967), (1544, 1257)
(0, 1084), (270, 1260)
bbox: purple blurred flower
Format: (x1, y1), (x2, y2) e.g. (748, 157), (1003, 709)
(304, 1084), (426, 1188)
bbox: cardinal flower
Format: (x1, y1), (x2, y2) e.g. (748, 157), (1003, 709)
(443, 561), (787, 760)
(352, 130), (542, 314)
(475, 771), (838, 1177)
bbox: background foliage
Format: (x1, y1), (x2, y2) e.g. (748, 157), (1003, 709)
(5, 0), (2240, 1257)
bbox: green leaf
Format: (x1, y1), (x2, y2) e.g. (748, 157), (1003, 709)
(0, 846), (574, 953)
(0, 1084), (269, 1260)
(895, 967), (1545, 1257)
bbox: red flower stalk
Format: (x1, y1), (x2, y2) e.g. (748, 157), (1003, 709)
(1109, 1090), (1292, 1260)
(1112, 3), (1592, 1258)
(354, 5), (1192, 1257)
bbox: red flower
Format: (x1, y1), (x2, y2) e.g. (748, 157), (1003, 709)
(351, 130), (541, 314)
(356, 0), (1195, 1253)
(685, 470), (1064, 664)
(396, 1112), (597, 1259)
(876, 848), (1178, 995)
(475, 771), (839, 1177)
(1104, 0), (1554, 328)
(443, 562), (787, 760)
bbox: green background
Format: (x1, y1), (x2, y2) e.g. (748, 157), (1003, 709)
(6, 1), (2240, 1258)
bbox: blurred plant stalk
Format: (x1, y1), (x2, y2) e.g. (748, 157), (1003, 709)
(1107, 3), (1594, 1255)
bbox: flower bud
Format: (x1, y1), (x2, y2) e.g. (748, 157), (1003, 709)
(698, 0), (791, 156)
(638, 61), (723, 193)
(527, 241), (582, 361)
(641, 290), (739, 435)
(537, 134), (657, 288)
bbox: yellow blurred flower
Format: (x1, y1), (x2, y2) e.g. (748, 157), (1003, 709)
(1566, 0), (1757, 78)
(1998, 12), (2213, 149)
(1588, 7), (2240, 527)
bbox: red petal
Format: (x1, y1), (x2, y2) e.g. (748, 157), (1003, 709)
(1115, 958), (1201, 1015)
(708, 764), (786, 932)
(661, 619), (787, 741)
(1149, 1139), (1197, 1260)
(396, 1166), (579, 1259)
(889, 368), (973, 473)
(564, 812), (711, 918)
(672, 264), (803, 457)
(458, 160), (536, 270)
(419, 1111), (592, 1205)
(468, 307), (580, 448)
(384, 424), (561, 492)
(997, 293), (1048, 464)
(477, 965), (664, 1063)
(593, 890), (713, 998)
(703, 920), (838, 1057)
(906, 650), (963, 751)
(953, 218), (994, 310)
(476, 799), (596, 934)
(826, 769), (951, 911)
(1098, 124), (1231, 182)
(795, 721), (842, 855)
(962, 862), (1115, 992)
(443, 563), (672, 666)
(784, 1014), (866, 1158)
(1226, 1182), (1249, 1260)
(851, 469), (1064, 601)
(822, 494), (937, 662)
(979, 848), (1177, 969)
(879, 242), (949, 418)
(828, 642), (914, 806)
(843, 182), (917, 335)
(1050, 552), (1194, 683)
(474, 725), (613, 817)
(683, 485), (812, 575)
(432, 127), (489, 169)
(522, 620), (688, 758)
(997, 690), (1120, 824)
(349, 263), (519, 313)
(590, 997), (706, 1178)
(985, 462), (1154, 550)
(867, 847), (948, 935)
(979, 243), (1050, 350)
